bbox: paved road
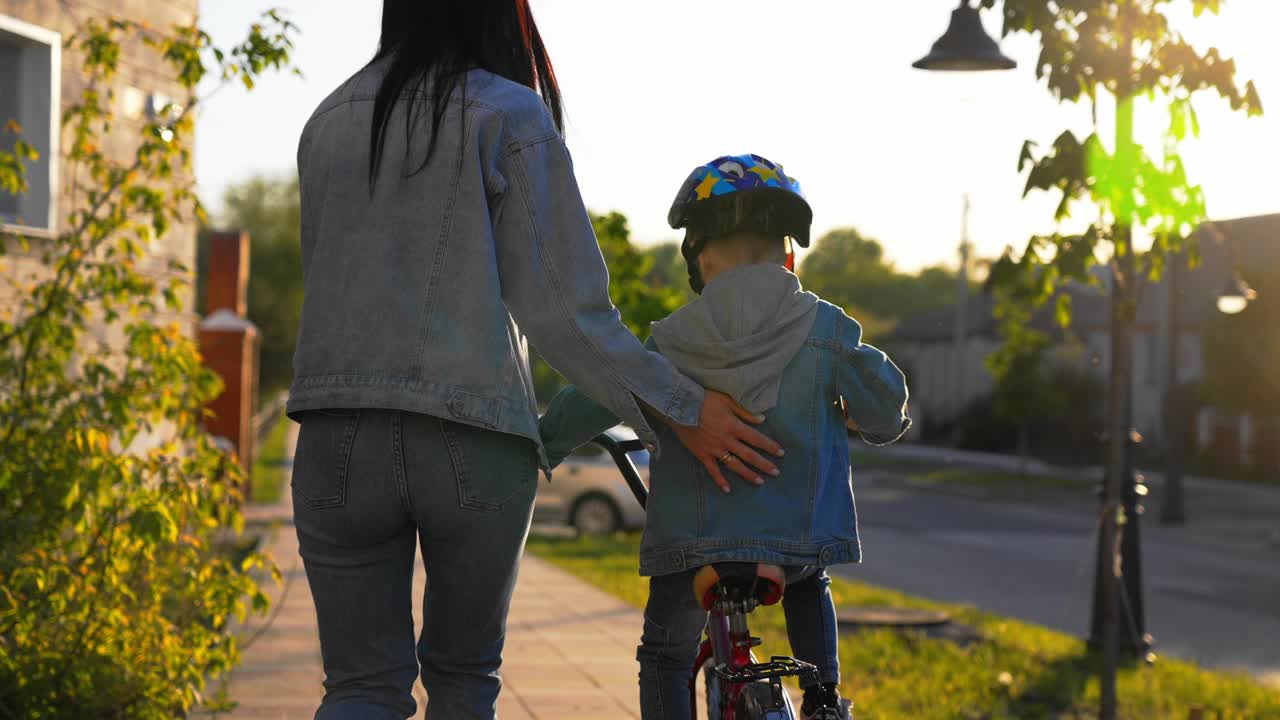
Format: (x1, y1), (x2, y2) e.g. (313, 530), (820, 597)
(835, 473), (1280, 684)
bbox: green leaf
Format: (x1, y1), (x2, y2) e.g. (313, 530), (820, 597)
(64, 480), (81, 510)
(1192, 0), (1222, 17)
(1054, 293), (1072, 328)
(132, 506), (179, 543)
(1244, 80), (1264, 117)
(1018, 140), (1037, 171)
(1169, 100), (1188, 142)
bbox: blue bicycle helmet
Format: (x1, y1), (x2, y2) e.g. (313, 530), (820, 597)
(668, 154), (812, 293)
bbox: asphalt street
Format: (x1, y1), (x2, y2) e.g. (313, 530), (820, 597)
(837, 472), (1280, 684)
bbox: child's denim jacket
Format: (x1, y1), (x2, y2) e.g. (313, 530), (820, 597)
(538, 264), (910, 576)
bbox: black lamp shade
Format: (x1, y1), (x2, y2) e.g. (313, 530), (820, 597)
(913, 1), (1017, 71)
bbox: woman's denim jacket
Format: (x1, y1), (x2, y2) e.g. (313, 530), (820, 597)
(287, 64), (704, 468)
(539, 301), (911, 576)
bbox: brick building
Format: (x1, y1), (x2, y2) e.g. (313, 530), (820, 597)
(1, 0), (200, 321)
(3, 2), (260, 469)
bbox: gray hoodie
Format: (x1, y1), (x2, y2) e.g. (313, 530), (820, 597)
(650, 263), (820, 415)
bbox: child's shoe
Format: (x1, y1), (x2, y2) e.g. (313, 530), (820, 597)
(800, 682), (852, 720)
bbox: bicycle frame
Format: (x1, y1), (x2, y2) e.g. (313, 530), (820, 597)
(590, 434), (816, 719)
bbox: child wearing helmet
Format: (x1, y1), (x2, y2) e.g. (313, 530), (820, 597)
(538, 154), (911, 720)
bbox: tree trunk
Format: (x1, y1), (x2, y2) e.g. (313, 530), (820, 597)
(1101, 237), (1133, 720)
(1100, 67), (1139, 713)
(1099, 8), (1138, 708)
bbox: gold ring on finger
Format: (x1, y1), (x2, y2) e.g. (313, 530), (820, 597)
(720, 452), (735, 465)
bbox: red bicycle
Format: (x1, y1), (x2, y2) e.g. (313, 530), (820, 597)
(593, 434), (834, 720)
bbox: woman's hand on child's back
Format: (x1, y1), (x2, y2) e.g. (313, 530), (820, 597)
(668, 391), (784, 494)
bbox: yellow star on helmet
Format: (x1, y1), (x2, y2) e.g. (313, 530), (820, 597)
(748, 164), (780, 183)
(694, 172), (721, 200)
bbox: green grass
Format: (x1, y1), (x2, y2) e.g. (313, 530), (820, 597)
(850, 449), (941, 472)
(526, 533), (1279, 720)
(250, 418), (290, 505)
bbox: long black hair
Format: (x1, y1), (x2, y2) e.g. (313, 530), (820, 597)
(366, 0), (564, 188)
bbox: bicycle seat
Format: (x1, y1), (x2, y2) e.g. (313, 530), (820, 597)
(692, 562), (787, 611)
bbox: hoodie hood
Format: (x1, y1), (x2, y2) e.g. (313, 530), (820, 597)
(650, 263), (819, 414)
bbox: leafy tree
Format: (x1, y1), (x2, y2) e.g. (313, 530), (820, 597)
(198, 176), (303, 404)
(984, 0), (1263, 427)
(985, 302), (1068, 467)
(979, 1), (1261, 714)
(798, 228), (894, 326)
(642, 241), (696, 303)
(798, 227), (961, 341)
(0, 13), (297, 718)
(531, 211), (685, 400)
(591, 211), (685, 335)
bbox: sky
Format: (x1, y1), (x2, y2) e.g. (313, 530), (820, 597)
(195, 1), (1280, 272)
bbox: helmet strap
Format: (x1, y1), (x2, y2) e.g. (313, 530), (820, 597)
(682, 232), (707, 294)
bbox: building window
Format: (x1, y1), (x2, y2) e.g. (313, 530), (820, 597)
(0, 15), (60, 234)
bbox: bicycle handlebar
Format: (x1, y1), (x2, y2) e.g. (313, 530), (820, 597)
(589, 433), (649, 509)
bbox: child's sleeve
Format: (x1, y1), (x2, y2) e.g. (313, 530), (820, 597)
(539, 385), (624, 470)
(835, 315), (912, 446)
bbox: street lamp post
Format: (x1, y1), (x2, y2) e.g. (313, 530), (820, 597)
(912, 0), (1017, 71)
(916, 4), (1254, 720)
(912, 1), (1014, 431)
(913, 5), (1138, 718)
(1160, 250), (1188, 525)
(1162, 259), (1258, 523)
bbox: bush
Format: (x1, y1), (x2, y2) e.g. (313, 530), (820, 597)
(532, 212), (684, 400)
(943, 367), (1106, 467)
(0, 14), (296, 718)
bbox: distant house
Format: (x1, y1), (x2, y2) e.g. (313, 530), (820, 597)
(891, 213), (1280, 458)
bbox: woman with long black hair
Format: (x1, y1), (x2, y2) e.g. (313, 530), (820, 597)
(287, 2), (783, 717)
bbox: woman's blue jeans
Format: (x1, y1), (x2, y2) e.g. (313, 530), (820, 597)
(636, 567), (841, 720)
(292, 408), (538, 720)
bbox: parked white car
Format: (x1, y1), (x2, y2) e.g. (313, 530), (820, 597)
(534, 426), (648, 535)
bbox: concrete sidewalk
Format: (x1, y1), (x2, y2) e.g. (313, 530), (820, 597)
(218, 424), (647, 719)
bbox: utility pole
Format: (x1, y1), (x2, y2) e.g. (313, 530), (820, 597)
(1161, 247), (1188, 524)
(953, 194), (972, 420)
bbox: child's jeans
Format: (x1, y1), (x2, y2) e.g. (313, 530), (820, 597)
(636, 566), (841, 720)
